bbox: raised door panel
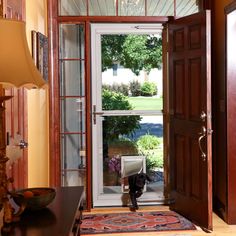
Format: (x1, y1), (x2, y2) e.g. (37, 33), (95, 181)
(174, 134), (186, 194)
(189, 58), (201, 120)
(189, 138), (202, 200)
(173, 60), (185, 119)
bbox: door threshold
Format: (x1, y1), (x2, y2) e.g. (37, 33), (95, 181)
(137, 198), (173, 205)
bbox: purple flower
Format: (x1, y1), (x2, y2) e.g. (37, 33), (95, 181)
(108, 155), (121, 174)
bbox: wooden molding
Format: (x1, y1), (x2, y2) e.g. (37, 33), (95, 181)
(0, 0), (3, 18)
(225, 0), (236, 14)
(225, 1), (236, 224)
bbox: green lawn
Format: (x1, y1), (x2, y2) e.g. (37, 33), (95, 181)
(128, 96), (163, 110)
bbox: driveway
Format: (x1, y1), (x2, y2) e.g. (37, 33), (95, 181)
(128, 115), (163, 140)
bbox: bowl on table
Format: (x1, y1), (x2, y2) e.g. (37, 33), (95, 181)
(12, 187), (56, 211)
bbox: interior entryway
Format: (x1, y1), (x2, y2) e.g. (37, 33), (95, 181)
(90, 10), (212, 230)
(53, 0), (213, 227)
(53, 0), (211, 225)
(91, 23), (166, 207)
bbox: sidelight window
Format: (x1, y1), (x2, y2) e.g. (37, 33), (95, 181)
(59, 24), (87, 200)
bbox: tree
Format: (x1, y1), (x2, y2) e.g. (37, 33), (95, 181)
(101, 35), (126, 72)
(101, 34), (162, 75)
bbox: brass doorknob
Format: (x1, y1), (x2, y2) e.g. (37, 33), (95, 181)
(16, 140), (28, 149)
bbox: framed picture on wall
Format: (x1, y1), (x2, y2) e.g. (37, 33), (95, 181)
(31, 30), (48, 82)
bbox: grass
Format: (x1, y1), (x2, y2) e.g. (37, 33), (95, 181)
(128, 96), (163, 110)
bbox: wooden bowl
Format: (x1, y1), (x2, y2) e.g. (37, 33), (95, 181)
(12, 187), (56, 210)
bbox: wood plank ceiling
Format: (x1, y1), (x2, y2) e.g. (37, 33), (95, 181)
(59, 0), (199, 17)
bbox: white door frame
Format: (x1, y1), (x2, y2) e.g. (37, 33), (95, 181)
(91, 23), (163, 207)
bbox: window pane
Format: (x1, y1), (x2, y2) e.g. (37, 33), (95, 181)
(59, 24), (85, 59)
(60, 60), (85, 96)
(60, 98), (86, 133)
(61, 134), (86, 169)
(89, 0), (116, 16)
(61, 133), (87, 204)
(62, 170), (87, 187)
(119, 0), (145, 16)
(102, 115), (163, 195)
(59, 0), (87, 16)
(176, 0), (199, 17)
(147, 0), (174, 16)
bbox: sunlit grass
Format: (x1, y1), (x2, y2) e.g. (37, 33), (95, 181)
(128, 96), (163, 110)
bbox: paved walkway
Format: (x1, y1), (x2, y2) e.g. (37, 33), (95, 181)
(128, 115), (163, 140)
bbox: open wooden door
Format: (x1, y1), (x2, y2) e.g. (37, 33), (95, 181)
(168, 11), (212, 230)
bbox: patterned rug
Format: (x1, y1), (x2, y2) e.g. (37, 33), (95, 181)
(80, 211), (196, 235)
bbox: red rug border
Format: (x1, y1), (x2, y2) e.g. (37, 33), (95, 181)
(80, 210), (196, 235)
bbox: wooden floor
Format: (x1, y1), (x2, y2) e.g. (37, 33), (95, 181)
(83, 206), (236, 236)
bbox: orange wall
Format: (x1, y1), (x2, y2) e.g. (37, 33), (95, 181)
(25, 0), (49, 187)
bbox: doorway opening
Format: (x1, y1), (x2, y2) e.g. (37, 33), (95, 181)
(91, 23), (166, 207)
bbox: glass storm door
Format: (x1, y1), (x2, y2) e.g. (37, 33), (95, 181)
(91, 24), (165, 206)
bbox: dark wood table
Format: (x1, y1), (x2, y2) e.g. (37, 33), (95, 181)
(2, 186), (84, 236)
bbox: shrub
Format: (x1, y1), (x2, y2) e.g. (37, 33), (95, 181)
(129, 80), (142, 96)
(108, 138), (138, 150)
(136, 135), (163, 170)
(102, 83), (129, 96)
(136, 134), (160, 150)
(102, 84), (111, 91)
(102, 89), (141, 141)
(114, 83), (129, 96)
(140, 81), (157, 96)
(145, 151), (163, 170)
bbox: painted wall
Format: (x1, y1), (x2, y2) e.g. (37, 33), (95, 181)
(25, 0), (49, 187)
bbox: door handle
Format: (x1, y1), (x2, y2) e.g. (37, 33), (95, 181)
(93, 105), (104, 124)
(15, 140), (28, 149)
(198, 126), (207, 161)
(198, 126), (213, 161)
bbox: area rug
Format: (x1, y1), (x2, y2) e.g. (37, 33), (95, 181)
(80, 211), (196, 235)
